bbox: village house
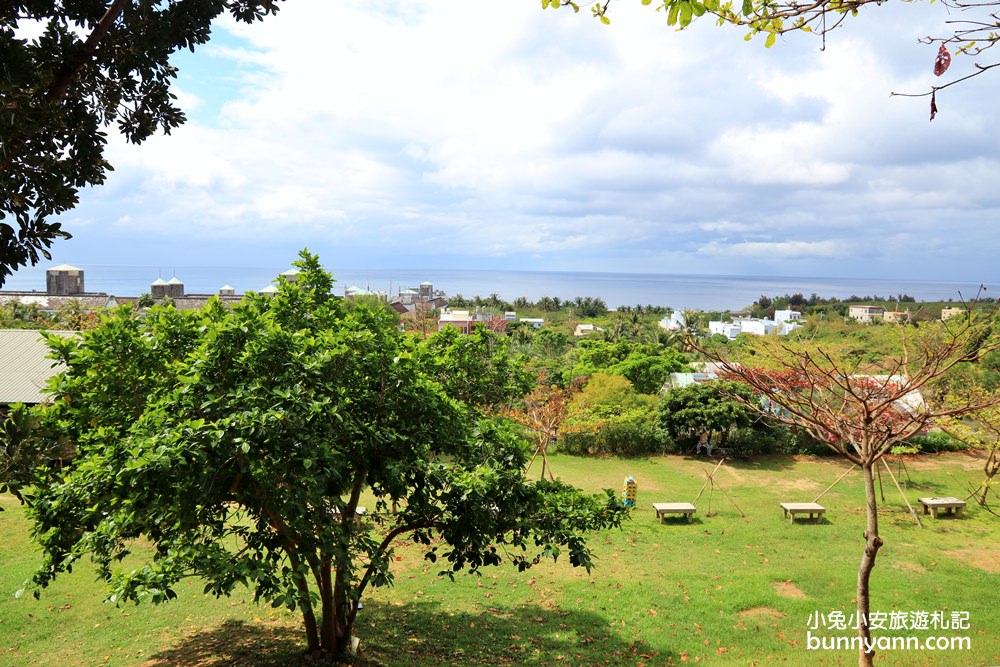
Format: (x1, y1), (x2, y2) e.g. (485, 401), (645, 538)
(708, 315), (801, 339)
(882, 309), (912, 324)
(848, 305), (885, 323)
(437, 309), (488, 334)
(574, 323), (604, 337)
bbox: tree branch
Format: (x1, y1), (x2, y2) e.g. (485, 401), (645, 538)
(891, 61), (1000, 98)
(45, 0), (130, 106)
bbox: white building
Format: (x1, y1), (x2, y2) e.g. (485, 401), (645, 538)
(658, 311), (685, 331)
(774, 309), (802, 324)
(709, 315), (799, 338)
(574, 323), (604, 337)
(709, 321), (742, 340)
(849, 305), (885, 323)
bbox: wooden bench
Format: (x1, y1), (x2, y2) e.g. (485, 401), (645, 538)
(918, 497), (965, 519)
(652, 502), (697, 523)
(780, 502), (826, 523)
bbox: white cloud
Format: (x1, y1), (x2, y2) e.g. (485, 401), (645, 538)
(53, 0), (1000, 282)
(697, 239), (846, 260)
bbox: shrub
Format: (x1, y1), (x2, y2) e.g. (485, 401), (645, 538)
(559, 403), (671, 457)
(903, 431), (968, 453)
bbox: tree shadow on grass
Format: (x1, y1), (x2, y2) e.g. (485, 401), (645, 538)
(722, 454), (804, 472)
(144, 620), (305, 667)
(678, 453), (802, 473)
(354, 599), (666, 667)
(143, 600), (671, 667)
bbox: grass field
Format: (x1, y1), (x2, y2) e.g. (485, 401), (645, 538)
(2, 453), (998, 666)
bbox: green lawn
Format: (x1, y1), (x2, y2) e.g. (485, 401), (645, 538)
(2, 453), (997, 666)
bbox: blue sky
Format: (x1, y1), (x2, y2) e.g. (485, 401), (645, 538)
(15, 1), (1000, 284)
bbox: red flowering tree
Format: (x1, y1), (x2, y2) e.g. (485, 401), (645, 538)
(506, 378), (582, 480)
(695, 310), (999, 667)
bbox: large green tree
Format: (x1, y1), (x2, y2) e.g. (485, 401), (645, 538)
(0, 0), (282, 284)
(25, 252), (627, 659)
(568, 339), (689, 394)
(658, 380), (759, 454)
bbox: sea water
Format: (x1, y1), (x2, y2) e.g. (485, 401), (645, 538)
(3, 264), (991, 312)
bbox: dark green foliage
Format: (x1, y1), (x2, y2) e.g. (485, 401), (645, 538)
(0, 1), (283, 284)
(558, 374), (670, 456)
(571, 296), (608, 318)
(903, 431), (968, 453)
(25, 251), (627, 658)
(658, 381), (760, 455)
(726, 425), (800, 456)
(0, 403), (69, 506)
(560, 409), (669, 457)
(532, 327), (572, 358)
(567, 339), (688, 393)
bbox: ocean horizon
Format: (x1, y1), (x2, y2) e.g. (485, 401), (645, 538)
(3, 263), (992, 312)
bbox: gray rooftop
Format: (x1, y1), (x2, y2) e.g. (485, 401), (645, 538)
(0, 330), (75, 404)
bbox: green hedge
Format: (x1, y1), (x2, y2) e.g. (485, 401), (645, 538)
(902, 431), (968, 453)
(558, 420), (672, 457)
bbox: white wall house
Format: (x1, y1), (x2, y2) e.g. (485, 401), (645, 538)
(849, 305), (885, 323)
(709, 321), (742, 339)
(574, 323), (604, 337)
(709, 316), (799, 338)
(774, 309), (802, 324)
(735, 317), (778, 336)
(658, 311), (685, 331)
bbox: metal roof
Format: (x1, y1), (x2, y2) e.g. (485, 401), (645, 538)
(0, 330), (74, 404)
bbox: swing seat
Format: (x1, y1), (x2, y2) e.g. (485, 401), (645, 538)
(917, 497), (965, 518)
(779, 502), (826, 523)
(652, 502), (697, 523)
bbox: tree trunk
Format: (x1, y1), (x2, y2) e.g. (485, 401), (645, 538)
(288, 551), (320, 653)
(856, 461), (883, 667)
(325, 566), (356, 658)
(319, 560), (337, 653)
(978, 449), (999, 506)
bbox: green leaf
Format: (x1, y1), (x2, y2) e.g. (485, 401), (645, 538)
(764, 31), (776, 48)
(600, 14), (611, 24)
(303, 458), (313, 469)
(667, 2), (680, 25)
(679, 1), (694, 26)
(742, 0), (752, 15)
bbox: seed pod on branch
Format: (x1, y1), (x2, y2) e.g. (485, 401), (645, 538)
(934, 44), (951, 76)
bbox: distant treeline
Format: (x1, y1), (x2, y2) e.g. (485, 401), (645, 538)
(756, 293), (917, 309)
(746, 292), (1000, 320)
(448, 294), (623, 318)
(748, 293), (919, 319)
